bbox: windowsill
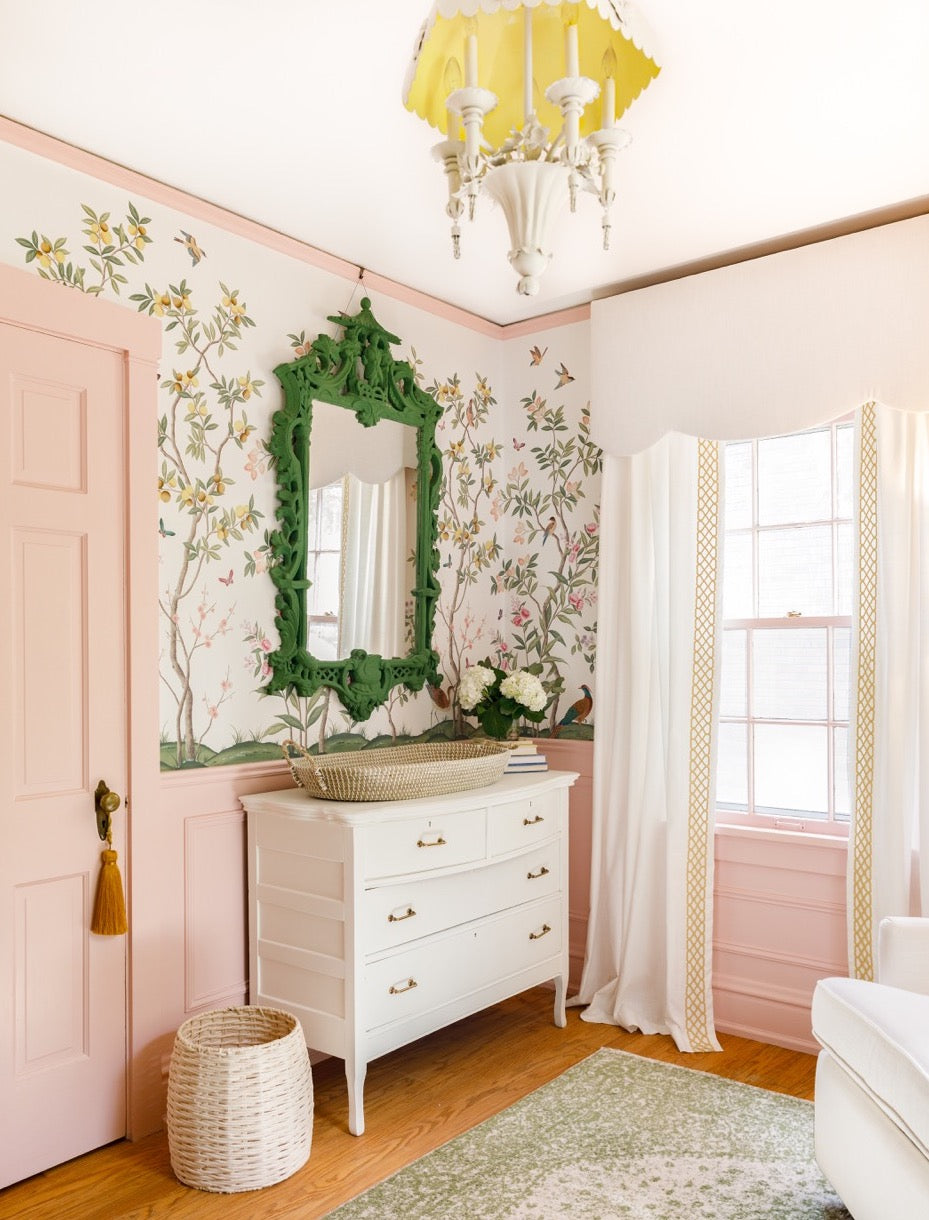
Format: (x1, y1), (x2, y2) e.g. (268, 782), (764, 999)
(715, 820), (849, 849)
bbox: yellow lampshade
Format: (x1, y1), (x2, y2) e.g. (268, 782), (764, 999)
(403, 0), (660, 148)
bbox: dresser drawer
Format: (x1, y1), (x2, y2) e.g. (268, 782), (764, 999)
(361, 806), (486, 880)
(488, 790), (560, 857)
(363, 843), (561, 953)
(364, 894), (564, 1031)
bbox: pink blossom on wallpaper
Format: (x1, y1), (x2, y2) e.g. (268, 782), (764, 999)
(244, 447), (266, 480)
(585, 522), (598, 536)
(508, 462), (529, 482)
(568, 592), (585, 612)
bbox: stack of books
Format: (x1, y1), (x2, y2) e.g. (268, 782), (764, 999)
(505, 741), (548, 774)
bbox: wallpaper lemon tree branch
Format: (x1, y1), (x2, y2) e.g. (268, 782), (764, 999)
(138, 279), (265, 765)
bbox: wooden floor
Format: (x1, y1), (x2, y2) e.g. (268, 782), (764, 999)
(0, 990), (818, 1220)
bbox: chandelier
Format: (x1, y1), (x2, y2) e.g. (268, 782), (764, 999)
(403, 1), (660, 296)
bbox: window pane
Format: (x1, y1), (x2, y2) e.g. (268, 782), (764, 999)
(754, 724), (828, 818)
(834, 726), (851, 821)
(308, 618), (339, 661)
(723, 533), (753, 618)
(725, 443), (753, 530)
(757, 525), (833, 616)
(719, 630), (747, 717)
(836, 522), (853, 615)
(836, 423), (854, 519)
(758, 430), (831, 526)
(833, 627), (850, 721)
(753, 629), (827, 720)
(317, 481), (344, 549)
(716, 723), (748, 809)
(310, 552), (340, 617)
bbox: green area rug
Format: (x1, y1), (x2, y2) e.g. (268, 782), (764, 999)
(326, 1049), (850, 1219)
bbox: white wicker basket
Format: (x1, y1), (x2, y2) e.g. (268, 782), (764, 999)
(166, 1006), (313, 1193)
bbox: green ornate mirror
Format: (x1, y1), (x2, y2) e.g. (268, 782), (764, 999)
(267, 299), (442, 720)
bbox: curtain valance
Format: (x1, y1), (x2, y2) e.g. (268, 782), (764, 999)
(590, 214), (929, 457)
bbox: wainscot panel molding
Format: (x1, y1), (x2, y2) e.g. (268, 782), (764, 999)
(536, 737), (593, 991)
(713, 826), (848, 1054)
(184, 811), (248, 1011)
(132, 762), (295, 1137)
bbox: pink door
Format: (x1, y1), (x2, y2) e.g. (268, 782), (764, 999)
(0, 320), (129, 1186)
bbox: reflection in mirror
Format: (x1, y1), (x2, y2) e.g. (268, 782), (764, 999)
(306, 402), (417, 662)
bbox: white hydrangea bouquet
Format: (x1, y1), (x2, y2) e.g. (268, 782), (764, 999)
(457, 660), (548, 740)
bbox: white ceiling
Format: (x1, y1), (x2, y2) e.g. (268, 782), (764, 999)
(2, 1), (928, 326)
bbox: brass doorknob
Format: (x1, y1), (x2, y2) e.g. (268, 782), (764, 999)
(94, 780), (121, 842)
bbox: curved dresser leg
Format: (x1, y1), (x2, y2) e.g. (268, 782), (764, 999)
(346, 1056), (367, 1136)
(553, 974), (567, 1028)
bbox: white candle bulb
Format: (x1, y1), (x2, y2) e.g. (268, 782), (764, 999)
(602, 76), (615, 128)
(465, 30), (478, 87)
(601, 48), (617, 127)
(565, 19), (579, 78)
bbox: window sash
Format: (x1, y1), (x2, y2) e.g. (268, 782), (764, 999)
(715, 422), (852, 837)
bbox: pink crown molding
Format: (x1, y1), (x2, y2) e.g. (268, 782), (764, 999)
(0, 116), (591, 341)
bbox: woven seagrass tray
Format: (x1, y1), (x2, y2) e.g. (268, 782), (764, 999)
(282, 739), (511, 802)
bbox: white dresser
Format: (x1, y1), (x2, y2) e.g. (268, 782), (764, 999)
(243, 769), (576, 1134)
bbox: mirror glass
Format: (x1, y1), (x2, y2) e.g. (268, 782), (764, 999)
(306, 402), (418, 662)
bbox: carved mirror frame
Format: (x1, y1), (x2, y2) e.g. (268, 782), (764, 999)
(267, 299), (442, 720)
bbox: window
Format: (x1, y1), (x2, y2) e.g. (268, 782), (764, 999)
(306, 479), (345, 660)
(715, 421), (853, 833)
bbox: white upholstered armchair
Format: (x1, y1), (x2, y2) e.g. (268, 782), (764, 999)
(812, 917), (929, 1218)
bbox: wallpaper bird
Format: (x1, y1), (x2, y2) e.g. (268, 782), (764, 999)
(541, 516), (556, 544)
(174, 229), (206, 265)
(552, 684), (593, 736)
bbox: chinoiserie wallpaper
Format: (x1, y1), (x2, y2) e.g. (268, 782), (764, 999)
(0, 139), (599, 768)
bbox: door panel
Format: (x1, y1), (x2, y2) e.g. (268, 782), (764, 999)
(0, 321), (128, 1187)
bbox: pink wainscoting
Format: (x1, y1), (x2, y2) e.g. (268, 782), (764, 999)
(131, 761), (293, 1137)
(713, 826), (848, 1053)
(538, 738), (594, 991)
(538, 740), (849, 1053)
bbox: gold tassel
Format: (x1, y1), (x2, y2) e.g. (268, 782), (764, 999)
(91, 845), (127, 936)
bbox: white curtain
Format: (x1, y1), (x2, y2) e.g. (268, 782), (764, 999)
(575, 434), (723, 1052)
(340, 472), (407, 658)
(848, 402), (929, 978)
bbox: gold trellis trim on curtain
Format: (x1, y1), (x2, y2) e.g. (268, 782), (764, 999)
(850, 401), (878, 980)
(683, 438), (722, 1051)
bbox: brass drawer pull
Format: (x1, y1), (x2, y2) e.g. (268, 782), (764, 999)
(389, 978), (418, 995)
(529, 923), (552, 941)
(527, 866), (550, 881)
(416, 835), (447, 848)
(388, 906), (416, 923)
(523, 814), (544, 826)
